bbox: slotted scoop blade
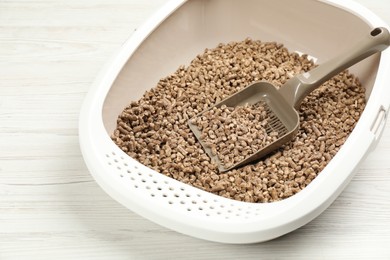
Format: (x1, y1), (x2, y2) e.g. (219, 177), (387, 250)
(188, 27), (390, 172)
(188, 82), (299, 172)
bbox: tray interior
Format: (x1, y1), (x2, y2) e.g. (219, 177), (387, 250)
(102, 0), (379, 134)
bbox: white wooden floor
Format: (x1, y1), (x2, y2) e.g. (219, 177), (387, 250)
(1, 0), (390, 259)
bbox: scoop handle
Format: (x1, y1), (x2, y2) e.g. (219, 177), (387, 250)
(281, 27), (390, 109)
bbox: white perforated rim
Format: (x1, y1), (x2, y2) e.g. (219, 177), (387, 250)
(104, 150), (269, 220)
(79, 0), (390, 243)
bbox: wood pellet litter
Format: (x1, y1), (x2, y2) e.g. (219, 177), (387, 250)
(111, 38), (366, 203)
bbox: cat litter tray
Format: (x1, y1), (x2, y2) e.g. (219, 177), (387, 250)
(79, 0), (390, 243)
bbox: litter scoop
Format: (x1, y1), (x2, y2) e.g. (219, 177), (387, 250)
(188, 27), (390, 172)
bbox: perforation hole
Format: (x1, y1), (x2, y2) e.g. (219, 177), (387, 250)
(371, 27), (382, 36)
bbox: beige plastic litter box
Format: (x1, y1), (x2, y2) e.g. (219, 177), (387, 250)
(79, 0), (390, 243)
